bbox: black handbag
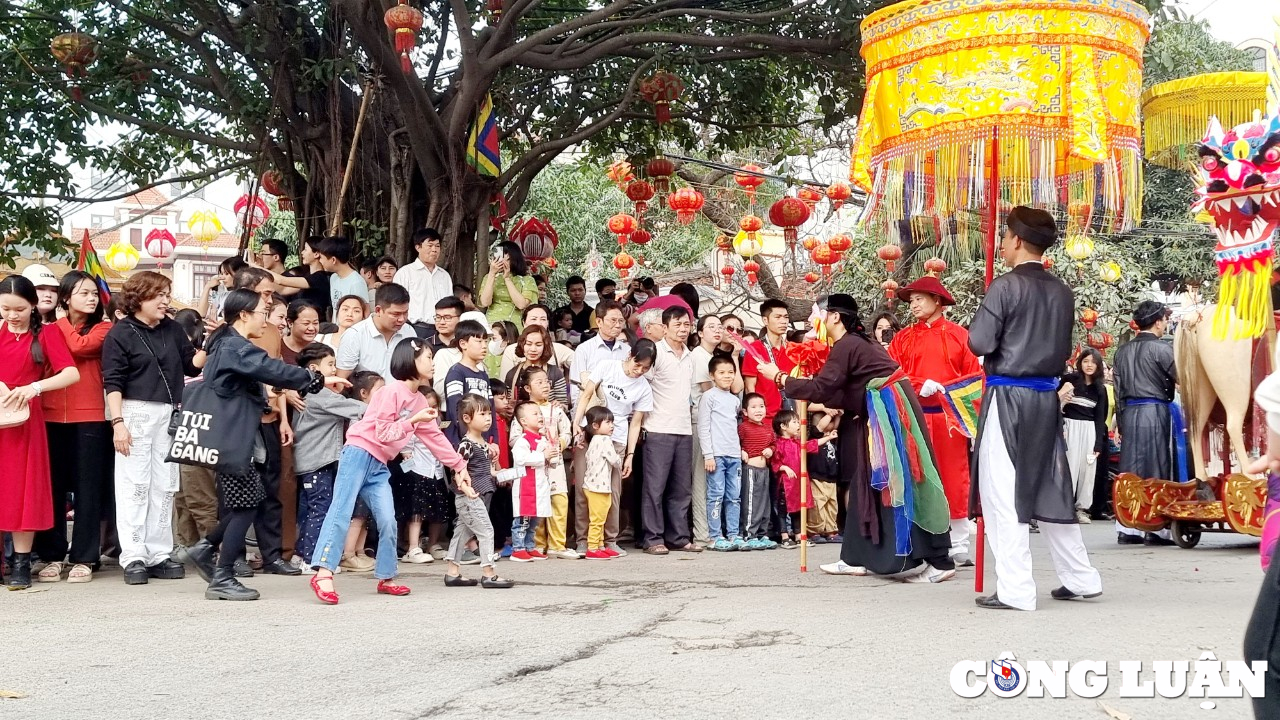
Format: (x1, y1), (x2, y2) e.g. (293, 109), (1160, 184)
(166, 379), (260, 473)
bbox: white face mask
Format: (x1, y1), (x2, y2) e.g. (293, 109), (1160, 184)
(488, 338), (506, 356)
(633, 292), (649, 304)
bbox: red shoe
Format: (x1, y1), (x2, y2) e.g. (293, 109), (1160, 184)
(585, 549), (611, 560)
(528, 549), (547, 560)
(310, 575), (339, 605)
(376, 579), (411, 596)
(510, 550), (534, 563)
(602, 547), (620, 558)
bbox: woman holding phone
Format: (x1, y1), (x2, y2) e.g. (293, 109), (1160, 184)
(480, 242), (538, 331)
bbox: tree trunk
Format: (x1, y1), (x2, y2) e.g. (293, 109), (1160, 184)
(387, 129), (414, 264)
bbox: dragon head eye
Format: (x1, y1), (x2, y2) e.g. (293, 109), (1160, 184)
(1264, 146), (1280, 164)
(1201, 155), (1220, 171)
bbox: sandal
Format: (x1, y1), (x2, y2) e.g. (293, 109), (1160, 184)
(66, 564), (93, 584)
(37, 561), (65, 583)
(481, 575), (515, 589)
(444, 574), (478, 587)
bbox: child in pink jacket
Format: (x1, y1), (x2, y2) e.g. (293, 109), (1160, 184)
(308, 338), (468, 605)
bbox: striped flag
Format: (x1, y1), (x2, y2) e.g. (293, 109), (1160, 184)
(75, 230), (111, 306)
(466, 93), (501, 178)
(940, 372), (984, 439)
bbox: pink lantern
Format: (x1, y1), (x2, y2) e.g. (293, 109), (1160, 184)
(144, 228), (176, 265)
(233, 194), (271, 230)
(509, 217), (559, 262)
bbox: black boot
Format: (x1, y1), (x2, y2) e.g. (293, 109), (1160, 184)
(205, 567), (260, 601)
(184, 539), (216, 582)
(6, 552), (32, 591)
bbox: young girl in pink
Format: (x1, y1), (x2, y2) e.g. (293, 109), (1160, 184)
(771, 409), (837, 549)
(308, 338), (469, 604)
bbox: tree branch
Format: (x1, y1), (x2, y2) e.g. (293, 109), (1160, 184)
(75, 96), (257, 153)
(0, 159), (255, 202)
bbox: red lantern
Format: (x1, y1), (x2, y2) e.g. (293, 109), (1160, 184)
(810, 242), (839, 275)
(802, 236), (819, 251)
(629, 228), (652, 246)
(876, 243), (902, 272)
(746, 271), (758, 285)
(144, 229), (175, 265)
(260, 170), (293, 212)
(667, 187), (704, 225)
(715, 233), (733, 252)
(383, 0), (424, 73)
(541, 257), (558, 271)
(768, 197), (810, 248)
(882, 279), (900, 300)
(923, 257), (947, 276)
(743, 259), (760, 275)
(613, 251), (635, 278)
(739, 214), (763, 242)
(720, 265), (735, 279)
(827, 181), (852, 211)
(827, 232), (853, 254)
(1042, 257), (1055, 270)
(804, 271), (820, 284)
(645, 157), (676, 196)
(626, 180), (655, 215)
(1080, 307), (1099, 329)
(509, 217), (559, 262)
(233, 194), (271, 230)
(798, 186), (823, 208)
(734, 164), (766, 202)
(1087, 332), (1113, 350)
(50, 32), (96, 78)
(606, 160), (634, 190)
(486, 0), (504, 18)
(639, 70), (685, 124)
(608, 213), (637, 245)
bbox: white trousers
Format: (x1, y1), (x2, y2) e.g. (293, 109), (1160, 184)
(1063, 418), (1096, 510)
(978, 397), (1102, 610)
(949, 518), (974, 558)
(114, 400), (178, 568)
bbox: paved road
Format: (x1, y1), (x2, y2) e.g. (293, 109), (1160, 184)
(2, 524), (1265, 719)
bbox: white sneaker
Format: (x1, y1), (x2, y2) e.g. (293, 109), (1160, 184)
(820, 561), (868, 576)
(289, 555), (315, 574)
(1076, 510), (1092, 524)
(402, 547), (433, 564)
(605, 542), (628, 557)
(903, 563), (956, 583)
(549, 549), (580, 559)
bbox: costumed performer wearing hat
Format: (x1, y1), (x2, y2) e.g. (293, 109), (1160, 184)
(968, 206), (1103, 611)
(887, 273), (982, 566)
(1112, 300), (1180, 546)
(755, 294), (956, 583)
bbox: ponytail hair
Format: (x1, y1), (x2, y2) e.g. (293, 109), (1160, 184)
(0, 275), (44, 364)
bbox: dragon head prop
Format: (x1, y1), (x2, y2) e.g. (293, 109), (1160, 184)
(1195, 111), (1280, 338)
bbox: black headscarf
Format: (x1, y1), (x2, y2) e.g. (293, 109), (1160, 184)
(821, 293), (872, 342)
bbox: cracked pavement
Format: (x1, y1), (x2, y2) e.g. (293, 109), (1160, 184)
(2, 524), (1264, 719)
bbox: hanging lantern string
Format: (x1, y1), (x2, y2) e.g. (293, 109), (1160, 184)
(664, 154), (867, 200)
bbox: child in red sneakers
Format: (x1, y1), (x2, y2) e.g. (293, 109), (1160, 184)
(582, 407), (621, 559)
(509, 402), (553, 562)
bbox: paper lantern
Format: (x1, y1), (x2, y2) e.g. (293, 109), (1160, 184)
(667, 187), (704, 225)
(804, 271), (821, 284)
(768, 197), (811, 247)
(626, 180), (655, 215)
(720, 265), (735, 279)
(733, 230), (764, 259)
(734, 164), (766, 202)
(876, 243), (902, 272)
(1087, 332), (1114, 350)
(923, 257), (947, 276)
(606, 160), (634, 190)
(742, 259), (760, 275)
(881, 278), (900, 300)
(1042, 257), (1055, 269)
(802, 236), (819, 251)
(50, 32), (96, 78)
(509, 217), (559, 262)
(187, 210), (223, 251)
(715, 233), (733, 252)
(608, 213), (637, 245)
(613, 251), (635, 278)
(645, 157), (676, 195)
(810, 242), (839, 275)
(1064, 235), (1095, 263)
(1142, 72), (1268, 170)
(827, 233), (853, 254)
(233, 194), (270, 230)
(798, 186), (824, 208)
(144, 229), (175, 265)
(104, 240), (140, 273)
(826, 181), (851, 211)
(629, 229), (652, 246)
(746, 271), (758, 285)
(1099, 262), (1123, 283)
(383, 0), (424, 73)
(260, 169), (293, 212)
(639, 70), (684, 125)
(738, 214), (763, 245)
(1080, 307), (1099, 329)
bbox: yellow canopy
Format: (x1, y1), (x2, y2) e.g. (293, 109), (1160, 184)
(1141, 71), (1269, 169)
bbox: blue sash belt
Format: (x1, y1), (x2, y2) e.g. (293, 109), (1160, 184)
(985, 375), (1058, 392)
(1127, 398), (1189, 484)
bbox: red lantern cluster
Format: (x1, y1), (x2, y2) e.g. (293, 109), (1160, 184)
(639, 70), (685, 125)
(734, 164), (766, 203)
(509, 217), (559, 262)
(876, 243), (903, 272)
(827, 181), (852, 211)
(645, 157), (675, 196)
(667, 187), (704, 225)
(768, 197), (810, 249)
(383, 0), (424, 73)
(625, 180), (654, 216)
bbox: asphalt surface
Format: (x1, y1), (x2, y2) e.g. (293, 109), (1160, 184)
(2, 524), (1266, 719)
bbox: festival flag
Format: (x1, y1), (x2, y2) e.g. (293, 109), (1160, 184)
(940, 372), (984, 439)
(75, 229), (112, 306)
(466, 93), (501, 178)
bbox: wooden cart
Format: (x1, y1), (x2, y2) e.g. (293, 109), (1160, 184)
(1112, 472), (1265, 548)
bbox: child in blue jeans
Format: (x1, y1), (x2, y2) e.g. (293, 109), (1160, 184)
(698, 355), (744, 551)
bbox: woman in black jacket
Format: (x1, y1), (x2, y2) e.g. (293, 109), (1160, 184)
(1059, 348), (1109, 523)
(183, 290), (348, 601)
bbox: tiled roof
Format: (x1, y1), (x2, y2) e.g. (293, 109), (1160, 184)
(176, 232), (240, 250)
(122, 188), (170, 207)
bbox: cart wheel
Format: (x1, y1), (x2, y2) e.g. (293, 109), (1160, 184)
(1170, 520), (1202, 549)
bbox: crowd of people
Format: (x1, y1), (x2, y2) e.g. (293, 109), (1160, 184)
(0, 211), (1185, 609)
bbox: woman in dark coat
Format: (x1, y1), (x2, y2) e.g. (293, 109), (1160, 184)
(755, 294), (955, 582)
(183, 290), (348, 600)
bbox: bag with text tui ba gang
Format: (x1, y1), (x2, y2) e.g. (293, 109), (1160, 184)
(165, 378), (261, 473)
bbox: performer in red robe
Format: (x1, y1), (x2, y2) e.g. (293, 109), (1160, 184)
(887, 275), (981, 565)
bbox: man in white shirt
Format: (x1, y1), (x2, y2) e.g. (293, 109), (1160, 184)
(639, 305), (699, 555)
(336, 283), (418, 384)
(393, 228), (454, 327)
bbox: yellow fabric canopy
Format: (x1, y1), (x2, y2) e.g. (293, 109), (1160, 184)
(1141, 72), (1268, 169)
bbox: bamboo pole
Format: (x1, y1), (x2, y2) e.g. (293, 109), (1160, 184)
(330, 83), (376, 236)
(799, 400), (809, 572)
(975, 127), (999, 595)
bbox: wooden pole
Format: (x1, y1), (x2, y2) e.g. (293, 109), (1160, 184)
(976, 126), (999, 594)
(798, 399), (809, 572)
(330, 83), (376, 236)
